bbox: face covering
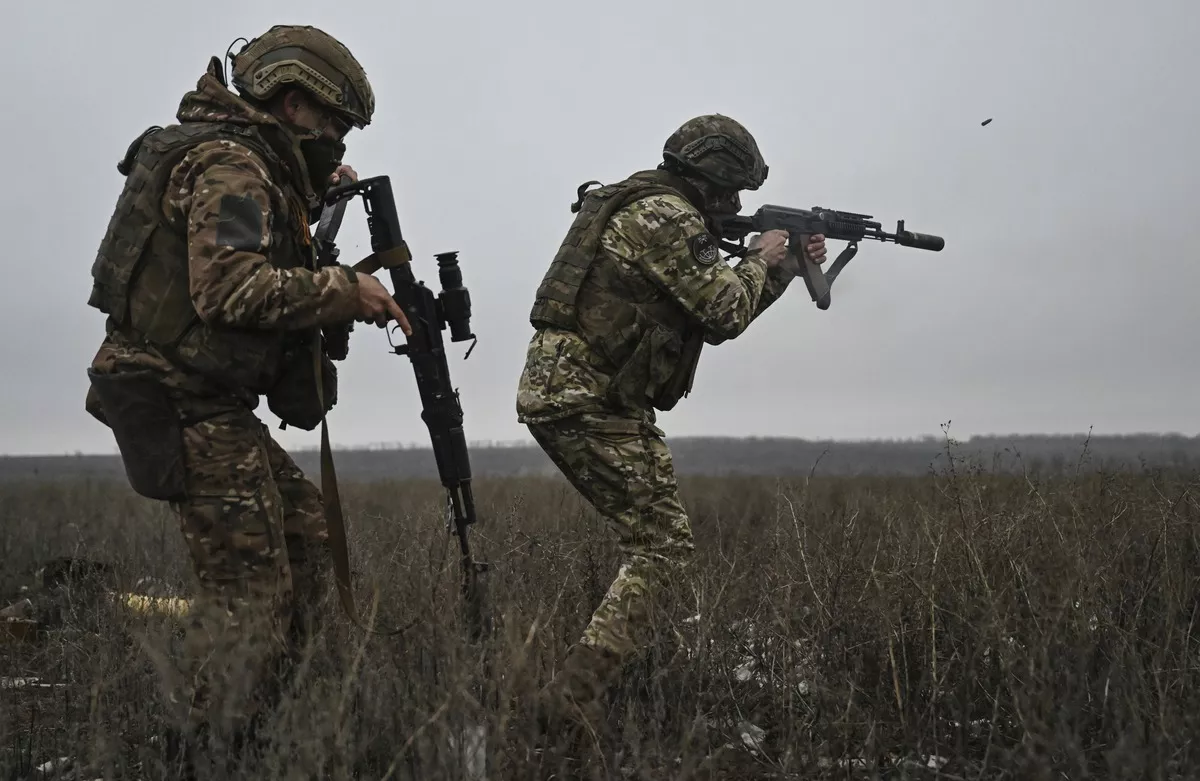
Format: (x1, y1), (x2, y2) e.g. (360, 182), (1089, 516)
(704, 187), (742, 218)
(283, 122), (346, 194)
(299, 136), (346, 194)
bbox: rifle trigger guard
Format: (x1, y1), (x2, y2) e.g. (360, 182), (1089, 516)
(386, 322), (409, 355)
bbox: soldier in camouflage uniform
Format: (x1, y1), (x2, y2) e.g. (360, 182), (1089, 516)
(83, 25), (408, 772)
(516, 114), (827, 742)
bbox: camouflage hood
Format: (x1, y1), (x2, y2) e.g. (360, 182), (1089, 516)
(174, 58), (317, 203)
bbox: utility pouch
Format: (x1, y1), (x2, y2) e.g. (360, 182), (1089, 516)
(266, 340), (338, 431)
(651, 330), (704, 411)
(606, 325), (681, 410)
(86, 368), (186, 501)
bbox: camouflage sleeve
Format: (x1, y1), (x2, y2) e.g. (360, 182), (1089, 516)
(702, 254), (797, 346)
(167, 140), (360, 330)
(606, 194), (769, 342)
(755, 260), (797, 316)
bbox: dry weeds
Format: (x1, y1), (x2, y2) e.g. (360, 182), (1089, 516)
(3, 439), (1200, 780)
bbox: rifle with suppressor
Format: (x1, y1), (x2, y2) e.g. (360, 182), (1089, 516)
(714, 205), (945, 310)
(319, 174), (490, 642)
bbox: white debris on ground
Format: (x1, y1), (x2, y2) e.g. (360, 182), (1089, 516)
(676, 614), (820, 695)
(679, 612), (992, 775)
(950, 718), (993, 735)
(30, 755), (104, 780)
(33, 756), (74, 776)
(1, 677), (66, 690)
(732, 657), (755, 683)
(816, 753), (952, 772)
(736, 720), (766, 754)
(678, 613), (822, 768)
(817, 756), (868, 770)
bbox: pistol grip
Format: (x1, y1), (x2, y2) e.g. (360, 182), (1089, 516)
(790, 232), (831, 310)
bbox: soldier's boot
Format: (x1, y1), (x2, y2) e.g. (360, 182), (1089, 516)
(536, 643), (625, 779)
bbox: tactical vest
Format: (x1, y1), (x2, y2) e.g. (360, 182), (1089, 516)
(87, 120), (313, 395)
(529, 169), (713, 411)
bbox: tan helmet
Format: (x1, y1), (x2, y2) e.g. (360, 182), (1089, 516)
(231, 25), (375, 129)
(662, 113), (768, 191)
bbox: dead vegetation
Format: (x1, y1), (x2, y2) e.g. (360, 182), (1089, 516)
(3, 438), (1200, 779)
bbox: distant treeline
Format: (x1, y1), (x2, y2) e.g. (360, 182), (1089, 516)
(2, 433), (1198, 483)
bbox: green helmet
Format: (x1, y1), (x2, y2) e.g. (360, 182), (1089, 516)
(662, 113), (768, 191)
(231, 25), (375, 129)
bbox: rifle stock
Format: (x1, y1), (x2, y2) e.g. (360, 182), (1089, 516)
(716, 205), (945, 310)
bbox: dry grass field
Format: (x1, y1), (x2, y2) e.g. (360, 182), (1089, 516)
(3, 438), (1200, 780)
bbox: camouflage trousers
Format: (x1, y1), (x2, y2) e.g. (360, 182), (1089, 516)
(166, 404), (331, 743)
(527, 411), (695, 662)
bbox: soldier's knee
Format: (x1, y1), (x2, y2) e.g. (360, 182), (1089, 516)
(178, 490), (291, 587)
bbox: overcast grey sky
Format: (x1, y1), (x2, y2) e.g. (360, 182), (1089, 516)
(3, 0), (1197, 455)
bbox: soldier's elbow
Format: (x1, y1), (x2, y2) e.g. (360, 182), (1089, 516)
(190, 292), (240, 328)
(704, 332), (729, 346)
(706, 311), (754, 342)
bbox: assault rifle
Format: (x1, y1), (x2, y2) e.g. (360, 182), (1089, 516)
(318, 174), (489, 642)
(714, 205), (945, 310)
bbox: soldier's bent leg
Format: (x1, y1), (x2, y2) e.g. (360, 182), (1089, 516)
(169, 408), (298, 748)
(266, 436), (332, 668)
(527, 411), (693, 762)
(528, 411), (695, 661)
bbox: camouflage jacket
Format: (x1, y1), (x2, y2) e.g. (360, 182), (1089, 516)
(86, 59), (360, 421)
(516, 188), (795, 426)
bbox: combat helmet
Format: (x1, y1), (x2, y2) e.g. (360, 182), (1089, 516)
(230, 25), (375, 129)
(662, 113), (768, 191)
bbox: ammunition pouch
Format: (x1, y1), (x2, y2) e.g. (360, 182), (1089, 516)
(85, 368), (186, 501)
(266, 337), (338, 431)
(603, 318), (703, 413)
(322, 322), (354, 362)
(653, 330), (704, 411)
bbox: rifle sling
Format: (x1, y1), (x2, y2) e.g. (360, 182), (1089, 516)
(351, 244), (413, 275)
(311, 329), (414, 637)
(821, 242), (859, 287)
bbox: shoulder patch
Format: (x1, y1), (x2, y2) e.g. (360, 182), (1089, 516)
(687, 232), (720, 266)
(215, 193), (265, 251)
